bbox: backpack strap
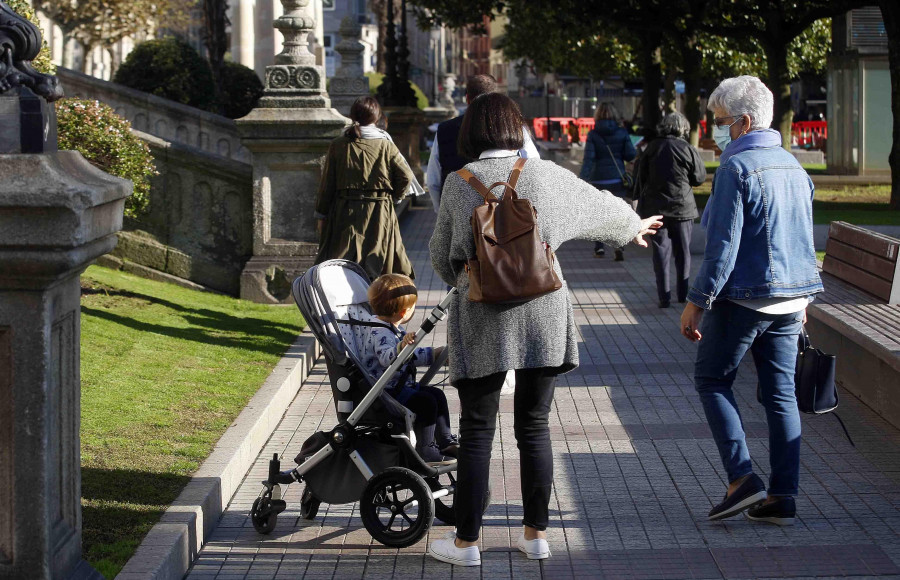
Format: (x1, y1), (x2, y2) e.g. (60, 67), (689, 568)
(457, 157), (527, 203)
(456, 169), (494, 203)
(508, 157), (527, 188)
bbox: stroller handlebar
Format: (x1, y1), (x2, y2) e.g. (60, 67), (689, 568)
(345, 287), (458, 428)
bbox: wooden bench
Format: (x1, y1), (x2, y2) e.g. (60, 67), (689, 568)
(822, 221), (900, 304)
(807, 221), (900, 430)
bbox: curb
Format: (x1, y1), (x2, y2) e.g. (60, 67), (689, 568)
(115, 331), (322, 580)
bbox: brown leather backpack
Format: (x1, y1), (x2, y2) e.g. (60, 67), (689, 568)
(456, 158), (563, 304)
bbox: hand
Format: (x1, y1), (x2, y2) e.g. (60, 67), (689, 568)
(632, 215), (663, 248)
(316, 218), (324, 239)
(396, 332), (416, 354)
(680, 302), (704, 342)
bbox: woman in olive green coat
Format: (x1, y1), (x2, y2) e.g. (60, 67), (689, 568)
(314, 97), (416, 280)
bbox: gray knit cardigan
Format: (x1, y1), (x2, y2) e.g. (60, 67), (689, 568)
(429, 155), (642, 383)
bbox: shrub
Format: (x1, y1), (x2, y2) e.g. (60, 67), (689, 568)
(6, 0), (55, 75)
(114, 38), (216, 112)
(220, 61), (264, 119)
(56, 99), (158, 218)
(365, 72), (429, 110)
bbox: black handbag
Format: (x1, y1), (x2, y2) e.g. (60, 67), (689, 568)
(795, 327), (838, 414)
(757, 326), (854, 445)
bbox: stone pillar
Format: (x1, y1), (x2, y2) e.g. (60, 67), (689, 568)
(0, 5), (131, 579)
(237, 0), (348, 304)
(330, 16), (370, 116)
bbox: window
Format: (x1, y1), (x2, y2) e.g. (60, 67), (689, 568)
(323, 0), (335, 10)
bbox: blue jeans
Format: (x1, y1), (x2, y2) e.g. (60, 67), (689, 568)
(695, 300), (804, 496)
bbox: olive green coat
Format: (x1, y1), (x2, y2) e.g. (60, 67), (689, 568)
(314, 136), (415, 280)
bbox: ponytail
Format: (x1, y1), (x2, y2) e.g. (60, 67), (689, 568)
(345, 121), (362, 140)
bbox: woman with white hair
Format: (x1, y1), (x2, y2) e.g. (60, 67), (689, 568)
(634, 111), (706, 308)
(680, 76), (823, 526)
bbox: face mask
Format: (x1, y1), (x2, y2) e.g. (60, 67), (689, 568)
(713, 116), (744, 151)
(713, 124), (732, 151)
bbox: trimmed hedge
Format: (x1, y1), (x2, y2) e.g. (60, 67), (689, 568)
(366, 72), (429, 110)
(56, 99), (157, 218)
(220, 61), (264, 119)
(114, 38), (217, 111)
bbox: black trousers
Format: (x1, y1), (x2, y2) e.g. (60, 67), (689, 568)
(404, 385), (453, 449)
(453, 367), (557, 541)
(594, 182), (628, 253)
(650, 217), (693, 303)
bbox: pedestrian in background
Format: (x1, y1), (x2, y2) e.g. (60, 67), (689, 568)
(681, 76), (823, 526)
(579, 102), (637, 260)
(425, 74), (539, 213)
(428, 93), (661, 567)
(634, 111), (706, 308)
(314, 96), (416, 280)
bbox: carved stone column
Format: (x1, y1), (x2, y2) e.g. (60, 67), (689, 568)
(0, 4), (131, 578)
(236, 0), (348, 304)
(330, 16), (370, 116)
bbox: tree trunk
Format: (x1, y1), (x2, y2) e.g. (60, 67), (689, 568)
(106, 46), (121, 79)
(203, 0), (229, 115)
(663, 66), (677, 112)
(639, 34), (663, 138)
(81, 42), (94, 75)
(681, 41), (703, 147)
(763, 40), (793, 150)
(881, 0), (900, 209)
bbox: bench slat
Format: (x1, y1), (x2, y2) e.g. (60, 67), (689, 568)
(822, 257), (892, 301)
(828, 221), (900, 262)
(824, 238), (897, 282)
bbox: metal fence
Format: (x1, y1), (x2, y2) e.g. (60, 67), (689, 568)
(510, 93), (641, 121)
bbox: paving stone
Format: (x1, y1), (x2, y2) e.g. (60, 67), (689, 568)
(186, 207), (900, 579)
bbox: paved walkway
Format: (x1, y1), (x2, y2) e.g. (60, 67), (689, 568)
(188, 206), (900, 579)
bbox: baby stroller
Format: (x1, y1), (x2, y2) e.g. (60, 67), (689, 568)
(249, 259), (486, 547)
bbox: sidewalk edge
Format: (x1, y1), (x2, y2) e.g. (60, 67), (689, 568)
(115, 330), (321, 580)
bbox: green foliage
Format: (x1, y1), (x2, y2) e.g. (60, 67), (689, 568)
(114, 38), (217, 112)
(500, 1), (636, 78)
(219, 61), (264, 119)
(6, 0), (56, 75)
(56, 99), (157, 218)
(699, 18), (831, 79)
(79, 265), (304, 577)
(366, 72), (430, 109)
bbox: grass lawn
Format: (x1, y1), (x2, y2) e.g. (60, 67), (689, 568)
(692, 184), (899, 225)
(80, 266), (305, 578)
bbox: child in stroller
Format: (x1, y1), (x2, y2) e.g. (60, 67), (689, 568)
(249, 260), (488, 548)
(361, 273), (459, 463)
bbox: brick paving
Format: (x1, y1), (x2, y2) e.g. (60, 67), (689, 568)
(187, 206), (900, 579)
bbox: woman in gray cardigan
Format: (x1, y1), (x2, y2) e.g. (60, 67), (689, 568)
(428, 93), (662, 567)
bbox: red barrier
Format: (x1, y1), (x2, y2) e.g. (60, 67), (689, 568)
(792, 121), (827, 149)
(576, 118), (595, 142)
(532, 117), (578, 141)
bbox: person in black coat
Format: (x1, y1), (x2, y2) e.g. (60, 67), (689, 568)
(634, 112), (707, 307)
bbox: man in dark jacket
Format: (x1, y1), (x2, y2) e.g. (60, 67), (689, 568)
(635, 111), (707, 307)
(425, 74), (539, 212)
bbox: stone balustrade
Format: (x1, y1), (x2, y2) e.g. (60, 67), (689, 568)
(56, 67), (250, 163)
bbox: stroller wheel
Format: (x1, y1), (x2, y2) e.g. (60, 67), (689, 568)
(428, 473), (492, 526)
(250, 496), (284, 534)
(360, 467), (434, 548)
(300, 485), (321, 520)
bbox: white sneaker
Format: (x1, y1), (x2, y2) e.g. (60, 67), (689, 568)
(517, 534), (551, 560)
(428, 533), (481, 566)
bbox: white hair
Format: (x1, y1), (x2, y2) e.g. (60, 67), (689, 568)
(707, 76), (774, 131)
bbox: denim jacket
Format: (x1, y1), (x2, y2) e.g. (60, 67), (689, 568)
(687, 129), (824, 310)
